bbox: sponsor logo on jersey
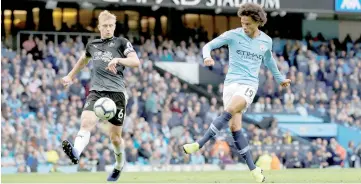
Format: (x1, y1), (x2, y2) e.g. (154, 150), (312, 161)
(236, 50), (264, 62)
(93, 51), (113, 63)
(84, 101), (90, 108)
(108, 42), (115, 47)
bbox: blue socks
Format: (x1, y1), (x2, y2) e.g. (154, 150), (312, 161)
(196, 112), (256, 171)
(232, 130), (256, 170)
(197, 112), (232, 148)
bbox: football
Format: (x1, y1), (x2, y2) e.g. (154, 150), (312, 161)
(93, 97), (117, 120)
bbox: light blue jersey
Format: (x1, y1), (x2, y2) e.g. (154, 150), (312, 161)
(202, 28), (285, 89)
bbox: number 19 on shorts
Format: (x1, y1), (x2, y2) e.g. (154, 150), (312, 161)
(245, 88), (254, 98)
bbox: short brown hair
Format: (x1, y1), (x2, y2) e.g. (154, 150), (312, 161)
(237, 3), (267, 27)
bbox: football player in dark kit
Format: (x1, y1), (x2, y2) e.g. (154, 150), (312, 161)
(61, 10), (140, 181)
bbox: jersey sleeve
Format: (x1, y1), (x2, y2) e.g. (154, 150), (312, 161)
(263, 40), (285, 84)
(202, 31), (233, 59)
(85, 42), (91, 58)
(119, 38), (135, 57)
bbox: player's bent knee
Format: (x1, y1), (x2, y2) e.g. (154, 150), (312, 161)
(225, 104), (240, 115)
(225, 105), (243, 115)
(225, 95), (248, 115)
(225, 107), (239, 115)
(229, 122), (242, 132)
(229, 114), (243, 132)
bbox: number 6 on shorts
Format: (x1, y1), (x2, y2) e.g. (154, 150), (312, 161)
(117, 108), (124, 119)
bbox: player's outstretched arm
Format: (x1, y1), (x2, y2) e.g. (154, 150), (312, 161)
(263, 48), (291, 87)
(68, 53), (90, 78)
(62, 53), (90, 87)
(202, 31), (232, 61)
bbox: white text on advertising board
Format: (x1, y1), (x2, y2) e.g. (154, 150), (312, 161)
(131, 0), (281, 9)
(341, 0), (361, 10)
(205, 0), (280, 9)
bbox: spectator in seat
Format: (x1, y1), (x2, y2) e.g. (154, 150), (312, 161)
(219, 149), (233, 165)
(256, 151), (272, 170)
(22, 35), (36, 53)
(185, 50), (197, 63)
(160, 48), (174, 62)
(285, 151), (302, 168)
(303, 151), (320, 168)
(347, 141), (357, 168)
(284, 88), (295, 105)
(270, 152), (281, 170)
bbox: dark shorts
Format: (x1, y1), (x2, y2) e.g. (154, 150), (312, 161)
(83, 90), (127, 126)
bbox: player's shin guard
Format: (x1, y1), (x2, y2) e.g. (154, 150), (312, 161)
(232, 130), (256, 170)
(73, 130), (90, 157)
(197, 112), (232, 148)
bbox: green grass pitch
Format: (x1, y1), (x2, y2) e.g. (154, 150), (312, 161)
(2, 169), (361, 183)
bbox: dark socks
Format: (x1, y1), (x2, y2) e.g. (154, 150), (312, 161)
(197, 112), (232, 148)
(232, 130), (256, 171)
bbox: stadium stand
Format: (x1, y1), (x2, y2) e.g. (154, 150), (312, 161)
(2, 29), (361, 173)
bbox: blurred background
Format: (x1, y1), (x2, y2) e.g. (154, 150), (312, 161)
(1, 0), (361, 175)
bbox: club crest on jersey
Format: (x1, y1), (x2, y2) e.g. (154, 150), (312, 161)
(260, 44), (267, 52)
(84, 101), (90, 108)
(108, 42), (115, 47)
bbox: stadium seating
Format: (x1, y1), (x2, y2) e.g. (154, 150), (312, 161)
(1, 32), (361, 173)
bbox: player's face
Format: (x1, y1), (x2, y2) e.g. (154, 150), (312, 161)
(98, 19), (116, 39)
(241, 16), (260, 37)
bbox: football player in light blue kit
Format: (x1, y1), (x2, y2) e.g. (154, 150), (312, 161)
(183, 3), (291, 182)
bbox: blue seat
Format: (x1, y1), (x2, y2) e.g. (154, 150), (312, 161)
(1, 167), (18, 174)
(37, 164), (52, 173)
(57, 165), (78, 173)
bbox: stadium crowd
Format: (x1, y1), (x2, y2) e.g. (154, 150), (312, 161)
(1, 31), (361, 173)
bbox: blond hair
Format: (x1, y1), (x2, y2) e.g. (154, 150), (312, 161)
(98, 10), (116, 23)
